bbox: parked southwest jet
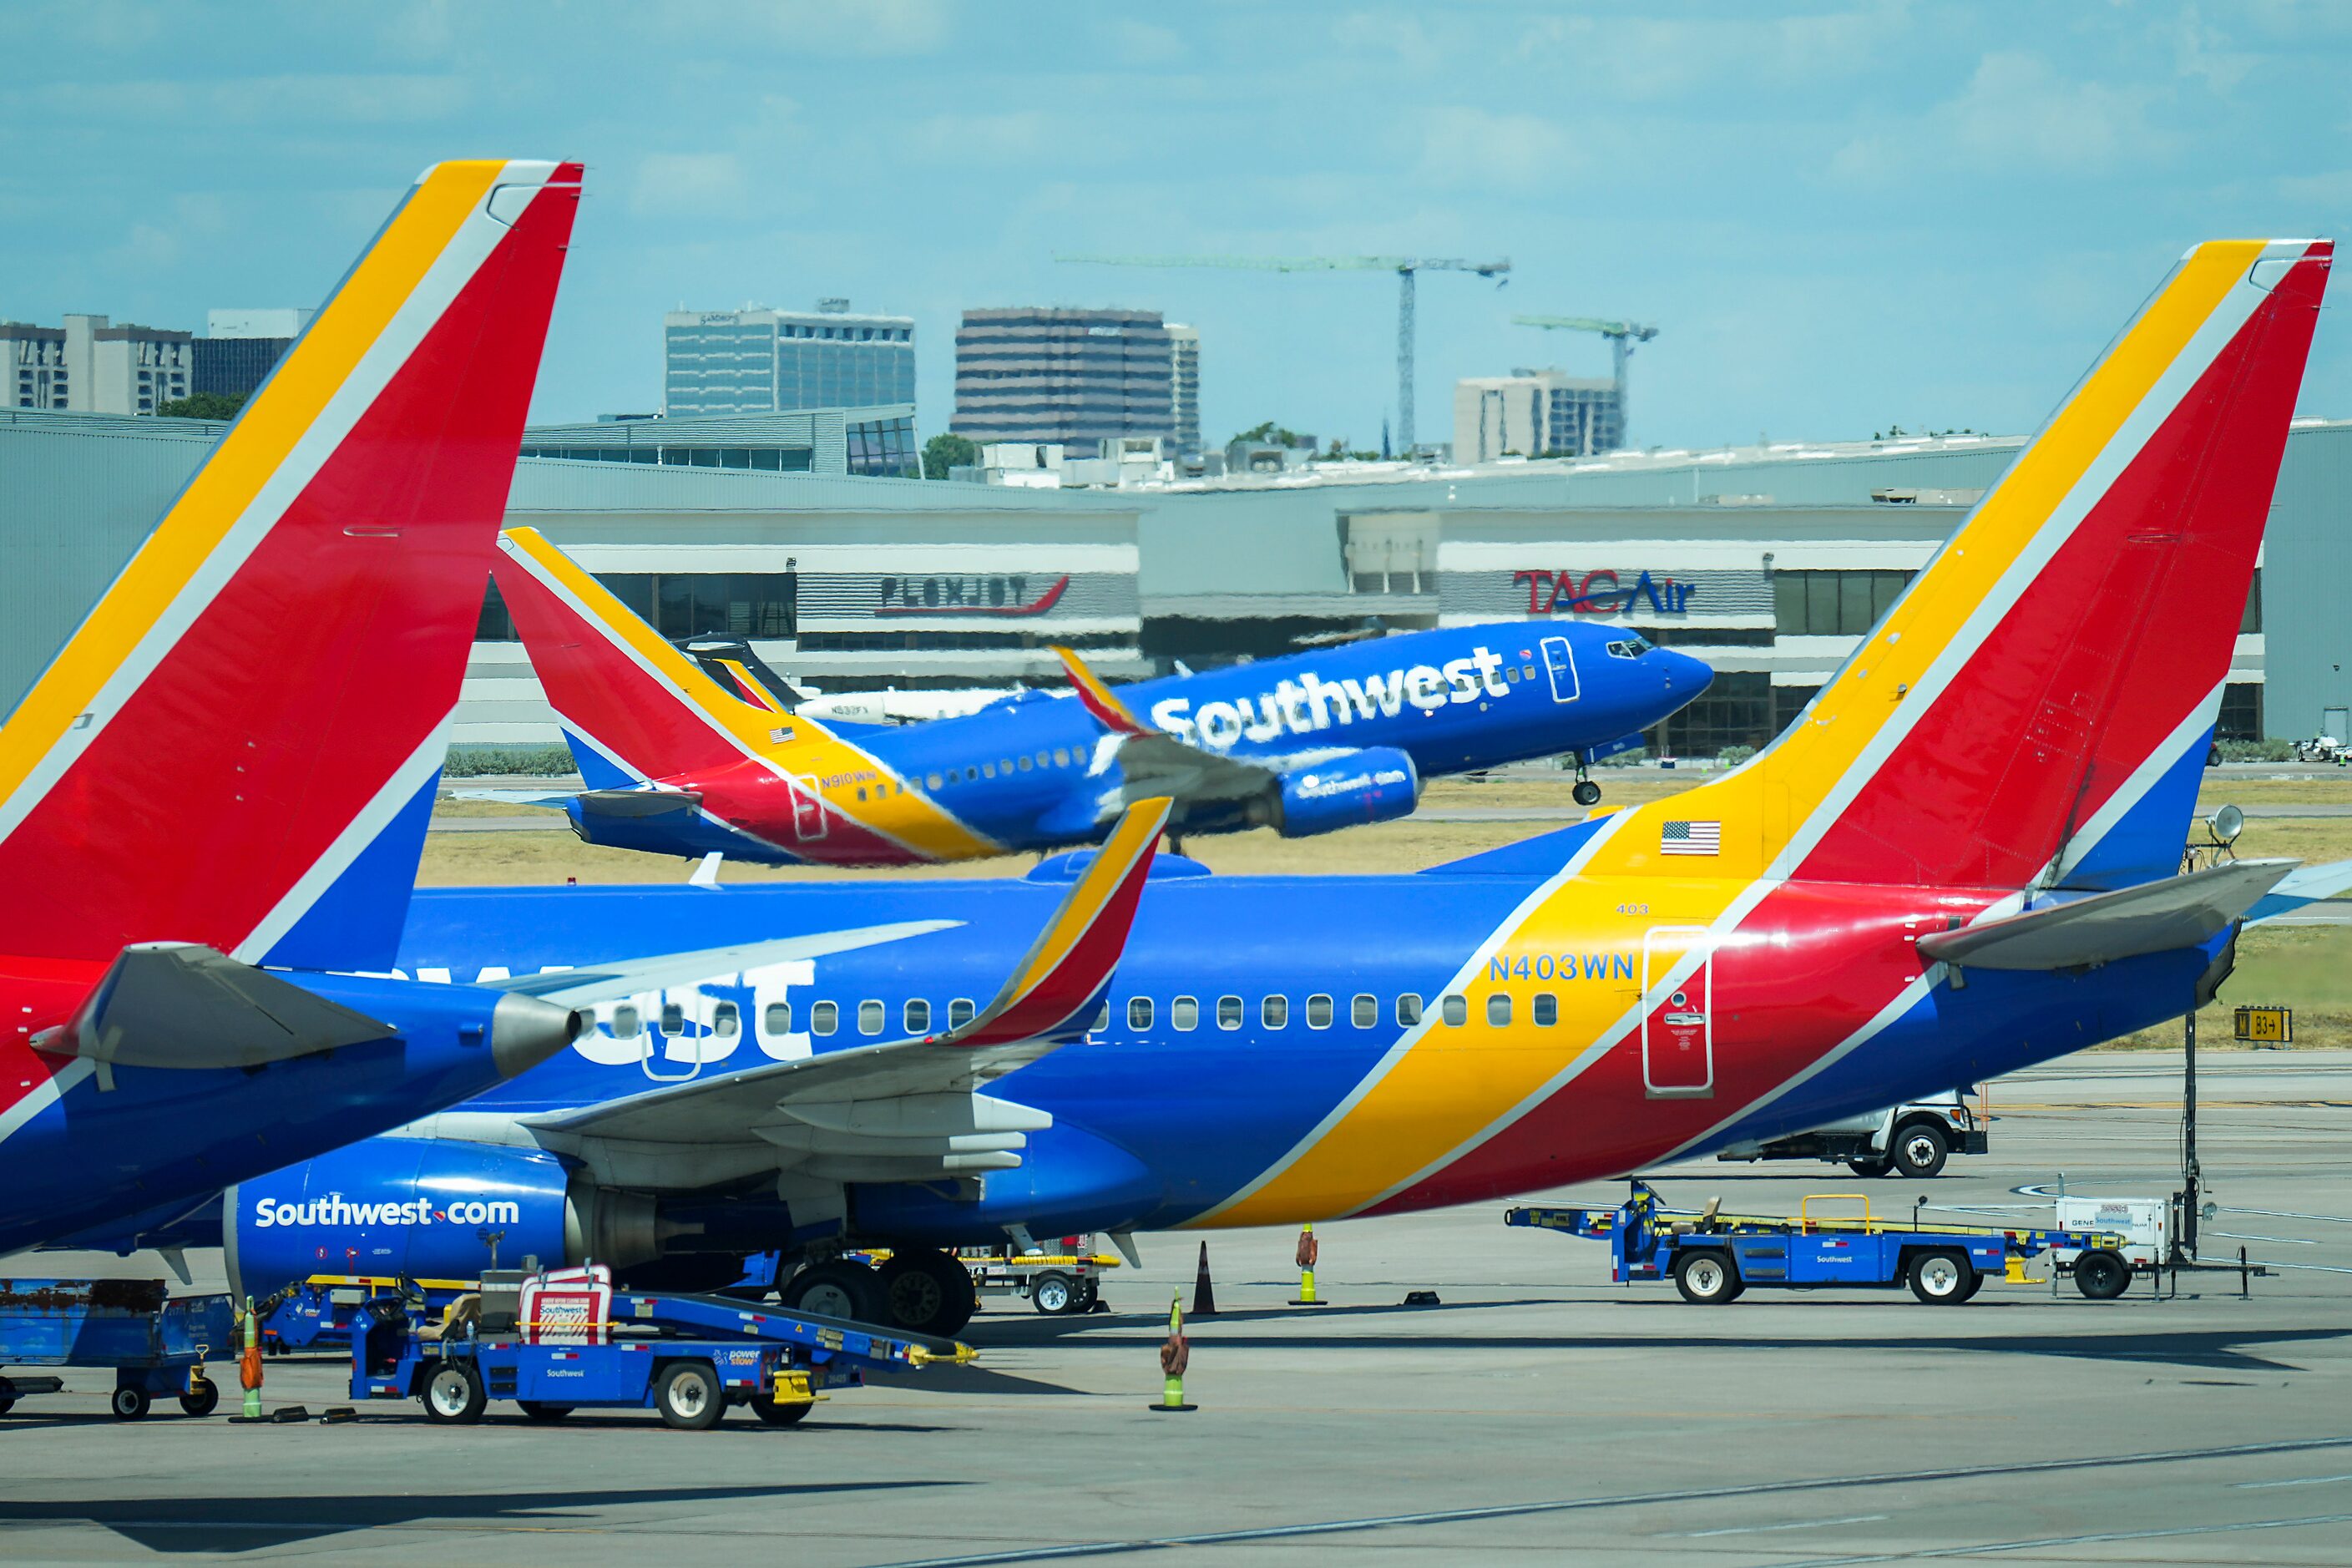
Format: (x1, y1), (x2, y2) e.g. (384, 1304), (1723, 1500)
(490, 524), (1712, 866)
(226, 239), (2335, 1338)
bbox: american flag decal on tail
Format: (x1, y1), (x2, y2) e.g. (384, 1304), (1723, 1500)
(1661, 820), (1721, 856)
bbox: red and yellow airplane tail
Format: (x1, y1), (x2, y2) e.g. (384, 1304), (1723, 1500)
(0, 161), (580, 969)
(493, 524), (788, 788)
(1561, 240), (2330, 894)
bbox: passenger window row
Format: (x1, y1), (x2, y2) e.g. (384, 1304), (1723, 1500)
(923, 748), (1078, 792)
(611, 990), (1565, 1041)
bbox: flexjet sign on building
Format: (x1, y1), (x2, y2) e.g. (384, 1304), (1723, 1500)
(206, 240), (2349, 1342)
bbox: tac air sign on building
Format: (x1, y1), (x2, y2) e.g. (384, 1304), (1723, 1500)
(1438, 553), (1773, 623)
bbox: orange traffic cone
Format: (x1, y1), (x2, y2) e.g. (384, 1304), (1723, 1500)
(1190, 1240), (1217, 1317)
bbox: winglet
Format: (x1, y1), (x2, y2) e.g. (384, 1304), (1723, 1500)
(1053, 645), (1147, 736)
(953, 797), (1171, 1049)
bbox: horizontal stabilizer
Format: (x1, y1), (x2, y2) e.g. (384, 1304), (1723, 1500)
(2246, 857), (2352, 925)
(577, 788), (705, 820)
(33, 943), (392, 1069)
(1917, 858), (2296, 972)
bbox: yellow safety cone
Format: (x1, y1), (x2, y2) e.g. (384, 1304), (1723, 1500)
(1148, 1291), (1196, 1412)
(1290, 1223), (1327, 1307)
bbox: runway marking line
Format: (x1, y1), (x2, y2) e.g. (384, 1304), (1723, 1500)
(1682, 1513), (1887, 1538)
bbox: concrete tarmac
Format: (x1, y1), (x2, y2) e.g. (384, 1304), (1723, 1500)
(8, 1049), (2352, 1564)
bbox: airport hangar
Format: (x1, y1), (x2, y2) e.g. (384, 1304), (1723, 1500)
(3, 406), (2346, 755)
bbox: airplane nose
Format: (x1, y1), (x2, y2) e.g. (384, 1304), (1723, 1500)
(1665, 650), (1714, 695)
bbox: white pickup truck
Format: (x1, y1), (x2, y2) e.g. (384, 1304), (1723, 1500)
(1715, 1090), (1990, 1178)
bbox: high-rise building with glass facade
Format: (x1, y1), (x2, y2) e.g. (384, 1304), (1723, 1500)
(1167, 323), (1201, 458)
(951, 307), (1174, 448)
(664, 301), (915, 417)
(193, 308), (312, 401)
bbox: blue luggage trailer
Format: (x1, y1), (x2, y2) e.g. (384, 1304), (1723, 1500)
(350, 1274), (974, 1429)
(1506, 1181), (2135, 1304)
(0, 1278), (232, 1419)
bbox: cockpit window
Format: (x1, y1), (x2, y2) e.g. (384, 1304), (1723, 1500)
(1604, 634), (1655, 660)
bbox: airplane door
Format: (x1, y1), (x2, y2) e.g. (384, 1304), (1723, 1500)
(1640, 925), (1713, 1098)
(791, 776), (828, 841)
(632, 992), (705, 1084)
(1540, 637), (1581, 703)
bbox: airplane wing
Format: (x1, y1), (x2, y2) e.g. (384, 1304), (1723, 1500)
(514, 797), (1171, 1146)
(1053, 645), (1285, 806)
(484, 921), (964, 1005)
(1917, 858), (2297, 972)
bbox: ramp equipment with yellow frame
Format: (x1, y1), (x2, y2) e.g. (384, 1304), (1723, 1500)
(1506, 1181), (2137, 1304)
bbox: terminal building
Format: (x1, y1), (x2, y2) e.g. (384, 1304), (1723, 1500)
(4, 408), (2346, 751)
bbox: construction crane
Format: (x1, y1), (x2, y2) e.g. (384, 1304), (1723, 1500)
(1511, 316), (1659, 450)
(1055, 254), (1510, 454)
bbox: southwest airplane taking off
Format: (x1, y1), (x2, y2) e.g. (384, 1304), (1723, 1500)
(227, 238), (2336, 1338)
(490, 524), (1712, 865)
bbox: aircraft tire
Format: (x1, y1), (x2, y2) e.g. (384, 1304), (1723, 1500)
(1572, 780), (1602, 807)
(781, 1259), (885, 1324)
(878, 1250), (978, 1337)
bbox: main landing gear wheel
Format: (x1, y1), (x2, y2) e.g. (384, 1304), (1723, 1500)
(781, 1259), (884, 1323)
(1572, 779), (1603, 807)
(1909, 1249), (1972, 1304)
(656, 1361), (725, 1430)
(1672, 1250), (1739, 1304)
(422, 1362), (486, 1424)
(1893, 1120), (1950, 1178)
(2074, 1248), (2133, 1301)
(877, 1249), (979, 1337)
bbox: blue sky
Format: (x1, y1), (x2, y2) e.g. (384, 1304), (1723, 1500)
(4, 2), (2348, 452)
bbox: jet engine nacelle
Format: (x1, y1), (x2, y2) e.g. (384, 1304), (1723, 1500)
(228, 1136), (801, 1299)
(230, 1138), (578, 1299)
(1256, 747), (1421, 838)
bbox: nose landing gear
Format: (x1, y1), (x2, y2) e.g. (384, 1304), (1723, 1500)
(1572, 771), (1602, 807)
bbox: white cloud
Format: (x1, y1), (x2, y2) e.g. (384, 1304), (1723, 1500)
(1832, 51), (2170, 182)
(680, 0), (954, 56)
(630, 153), (749, 216)
(1414, 106), (1576, 194)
